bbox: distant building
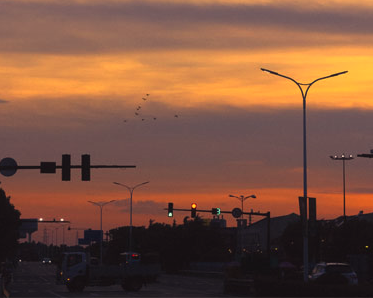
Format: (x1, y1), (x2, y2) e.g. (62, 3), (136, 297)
(242, 213), (300, 252)
(210, 215), (227, 228)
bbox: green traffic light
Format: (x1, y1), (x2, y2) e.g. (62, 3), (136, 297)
(168, 212), (173, 217)
(216, 208), (221, 215)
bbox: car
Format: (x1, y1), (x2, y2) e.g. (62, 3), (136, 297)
(42, 257), (52, 265)
(309, 262), (358, 285)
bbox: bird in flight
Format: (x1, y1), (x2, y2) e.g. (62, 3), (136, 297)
(123, 93), (181, 124)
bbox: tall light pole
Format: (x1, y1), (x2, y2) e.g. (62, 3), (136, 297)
(88, 200), (116, 264)
(229, 194), (256, 219)
(330, 154), (354, 221)
(261, 68), (347, 282)
(113, 181), (149, 252)
(229, 194), (256, 258)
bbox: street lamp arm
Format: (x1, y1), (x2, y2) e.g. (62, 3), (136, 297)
(244, 195), (256, 200)
(261, 68), (300, 86)
(101, 200), (116, 207)
(306, 71), (348, 90)
(88, 200), (101, 207)
(262, 68), (348, 100)
(113, 182), (131, 191)
(261, 68), (307, 99)
(113, 181), (149, 191)
(133, 181), (150, 190)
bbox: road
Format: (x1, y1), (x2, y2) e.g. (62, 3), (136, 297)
(9, 261), (228, 297)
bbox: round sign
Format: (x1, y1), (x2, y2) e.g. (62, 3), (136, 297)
(0, 157), (18, 177)
(232, 207), (242, 218)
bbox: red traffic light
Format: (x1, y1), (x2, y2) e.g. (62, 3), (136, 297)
(191, 203), (197, 218)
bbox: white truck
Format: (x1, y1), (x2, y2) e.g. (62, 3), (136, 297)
(57, 252), (160, 292)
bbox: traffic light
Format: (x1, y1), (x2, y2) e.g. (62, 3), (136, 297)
(62, 154), (71, 181)
(191, 203), (197, 218)
(212, 208), (221, 215)
(81, 154), (90, 181)
(168, 202), (174, 217)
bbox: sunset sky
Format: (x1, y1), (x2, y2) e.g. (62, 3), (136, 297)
(2, 0), (373, 245)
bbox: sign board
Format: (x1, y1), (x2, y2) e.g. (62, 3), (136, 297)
(0, 157), (17, 177)
(309, 197), (317, 236)
(19, 219), (38, 234)
(298, 197), (308, 236)
(232, 208), (242, 218)
(84, 229), (102, 242)
(78, 238), (91, 245)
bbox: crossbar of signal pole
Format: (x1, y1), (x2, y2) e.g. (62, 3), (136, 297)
(165, 208), (271, 256)
(164, 207), (269, 217)
(0, 165), (135, 170)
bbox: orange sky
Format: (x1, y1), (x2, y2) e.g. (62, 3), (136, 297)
(1, 0), (373, 245)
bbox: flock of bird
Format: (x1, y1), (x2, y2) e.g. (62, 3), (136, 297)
(123, 94), (180, 123)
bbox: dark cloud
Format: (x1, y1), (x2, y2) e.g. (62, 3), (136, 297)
(348, 187), (373, 194)
(1, 1), (373, 54)
(114, 199), (166, 215)
(0, 99), (9, 104)
(1, 97), (373, 193)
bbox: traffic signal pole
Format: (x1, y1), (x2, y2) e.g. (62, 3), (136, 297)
(0, 154), (136, 181)
(164, 207), (269, 217)
(165, 205), (271, 255)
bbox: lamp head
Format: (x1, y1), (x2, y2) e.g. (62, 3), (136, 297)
(330, 71), (348, 77)
(261, 68), (279, 75)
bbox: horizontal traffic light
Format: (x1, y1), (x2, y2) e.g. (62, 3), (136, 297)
(212, 208), (221, 215)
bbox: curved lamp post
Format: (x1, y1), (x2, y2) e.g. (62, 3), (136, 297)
(261, 68), (348, 282)
(88, 200), (116, 264)
(113, 181), (149, 252)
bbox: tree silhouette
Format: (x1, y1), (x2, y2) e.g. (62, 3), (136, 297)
(107, 217), (232, 271)
(0, 187), (21, 262)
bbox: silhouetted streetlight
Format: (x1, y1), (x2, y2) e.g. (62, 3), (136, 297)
(229, 194), (256, 219)
(113, 181), (149, 252)
(88, 200), (116, 264)
(330, 154), (354, 220)
(261, 67), (347, 282)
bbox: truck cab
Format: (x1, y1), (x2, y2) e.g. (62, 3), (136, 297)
(119, 252), (141, 265)
(58, 251), (159, 292)
(59, 252), (88, 292)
